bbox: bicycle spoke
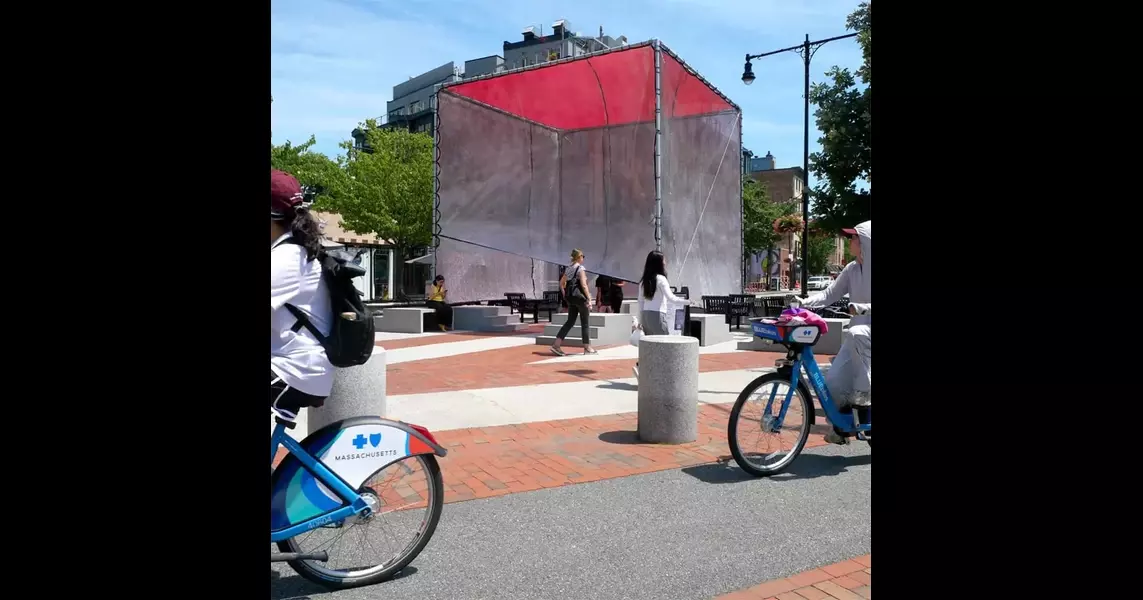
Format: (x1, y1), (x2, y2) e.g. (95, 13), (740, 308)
(733, 378), (808, 473)
(285, 454), (438, 581)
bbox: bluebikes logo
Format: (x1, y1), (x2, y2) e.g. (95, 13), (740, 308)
(336, 431), (398, 462)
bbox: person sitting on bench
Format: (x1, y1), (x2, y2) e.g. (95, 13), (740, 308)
(427, 275), (453, 332)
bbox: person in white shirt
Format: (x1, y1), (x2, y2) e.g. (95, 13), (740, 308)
(801, 220), (871, 444)
(270, 170), (334, 418)
(632, 250), (687, 378)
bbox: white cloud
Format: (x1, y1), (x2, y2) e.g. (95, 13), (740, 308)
(271, 0), (864, 165)
(271, 0), (485, 155)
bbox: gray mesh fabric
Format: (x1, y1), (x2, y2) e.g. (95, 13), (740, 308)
(435, 44), (741, 304)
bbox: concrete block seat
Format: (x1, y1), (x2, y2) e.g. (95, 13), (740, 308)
(536, 312), (634, 348)
(736, 317), (848, 355)
(452, 304), (530, 333)
(374, 307), (437, 334)
(687, 313), (733, 347)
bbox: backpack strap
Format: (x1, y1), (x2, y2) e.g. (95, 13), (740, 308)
(277, 240), (327, 338)
(285, 304), (322, 339)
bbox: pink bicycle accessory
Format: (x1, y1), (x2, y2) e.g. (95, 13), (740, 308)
(775, 308), (829, 334)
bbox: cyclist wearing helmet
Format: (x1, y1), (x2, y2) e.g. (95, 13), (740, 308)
(270, 169), (333, 419)
(800, 220), (870, 444)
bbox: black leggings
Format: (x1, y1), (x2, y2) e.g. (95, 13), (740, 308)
(427, 300), (452, 327)
(608, 289), (623, 313)
(556, 299), (591, 345)
(270, 370), (326, 419)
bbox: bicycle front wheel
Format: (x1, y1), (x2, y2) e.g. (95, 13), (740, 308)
(728, 372), (813, 477)
(279, 453), (444, 590)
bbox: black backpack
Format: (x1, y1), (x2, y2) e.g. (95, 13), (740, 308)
(565, 264), (587, 301)
(280, 242), (375, 368)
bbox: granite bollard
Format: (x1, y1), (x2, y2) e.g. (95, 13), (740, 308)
(308, 347), (387, 435)
(637, 335), (699, 444)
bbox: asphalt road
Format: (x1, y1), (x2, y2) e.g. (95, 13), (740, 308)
(271, 442), (870, 600)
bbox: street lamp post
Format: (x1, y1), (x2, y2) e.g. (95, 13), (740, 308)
(742, 32), (857, 297)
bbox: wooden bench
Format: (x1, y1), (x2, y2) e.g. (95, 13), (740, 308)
(374, 307), (437, 334)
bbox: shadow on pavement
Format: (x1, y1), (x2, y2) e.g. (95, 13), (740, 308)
(597, 381), (638, 391)
(597, 430), (642, 444)
(557, 369), (598, 378)
(271, 566), (419, 600)
(681, 452), (871, 483)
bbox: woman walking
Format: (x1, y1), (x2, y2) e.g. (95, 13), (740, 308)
(632, 250), (687, 378)
(550, 249), (597, 356)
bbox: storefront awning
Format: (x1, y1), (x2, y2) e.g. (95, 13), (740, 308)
(404, 254), (433, 265)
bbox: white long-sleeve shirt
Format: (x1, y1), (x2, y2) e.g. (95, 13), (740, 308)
(635, 275), (686, 323)
(271, 233), (334, 396)
(802, 221), (871, 327)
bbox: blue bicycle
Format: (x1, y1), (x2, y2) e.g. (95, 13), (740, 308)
(727, 317), (871, 477)
(270, 410), (448, 589)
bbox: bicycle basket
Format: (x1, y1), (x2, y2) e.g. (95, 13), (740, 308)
(751, 319), (822, 345)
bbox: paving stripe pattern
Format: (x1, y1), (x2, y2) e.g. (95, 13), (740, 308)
(714, 555), (871, 600)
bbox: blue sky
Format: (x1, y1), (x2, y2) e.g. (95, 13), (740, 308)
(271, 0), (864, 185)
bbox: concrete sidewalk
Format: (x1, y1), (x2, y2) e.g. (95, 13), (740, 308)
(386, 368), (770, 432)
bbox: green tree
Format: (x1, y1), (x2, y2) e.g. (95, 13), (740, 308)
(808, 1), (871, 233)
(742, 177), (796, 283)
(270, 136), (344, 204)
(325, 120), (434, 258)
(805, 233), (837, 277)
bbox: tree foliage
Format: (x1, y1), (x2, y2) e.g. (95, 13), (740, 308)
(805, 233), (837, 277)
(270, 136), (344, 205)
(319, 120), (434, 256)
(808, 1), (871, 233)
(742, 178), (796, 256)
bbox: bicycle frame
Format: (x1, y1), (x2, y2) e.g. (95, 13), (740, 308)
(765, 344), (871, 434)
(270, 421), (370, 543)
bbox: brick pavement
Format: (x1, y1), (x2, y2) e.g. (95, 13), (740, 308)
(385, 342), (819, 395)
(714, 555), (871, 599)
(273, 402), (837, 504)
(430, 403), (833, 503)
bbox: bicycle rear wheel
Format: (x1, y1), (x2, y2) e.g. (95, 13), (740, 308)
(728, 372), (813, 477)
(278, 453), (444, 590)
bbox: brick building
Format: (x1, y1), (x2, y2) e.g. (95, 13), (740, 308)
(742, 151), (847, 288)
(743, 151), (805, 289)
(312, 211), (403, 302)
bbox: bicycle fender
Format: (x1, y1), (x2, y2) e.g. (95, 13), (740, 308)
(270, 416), (445, 532)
